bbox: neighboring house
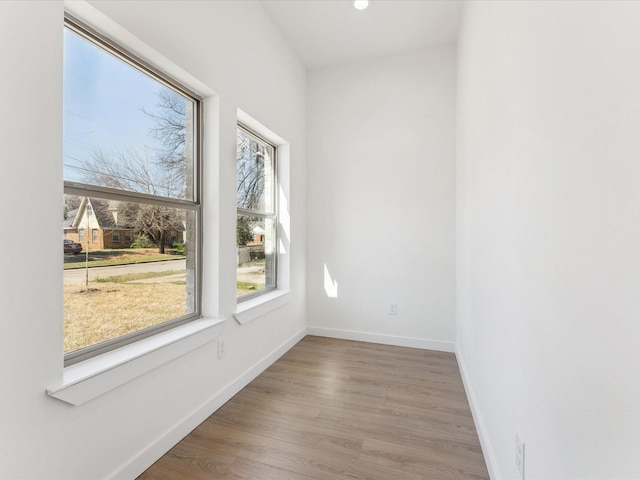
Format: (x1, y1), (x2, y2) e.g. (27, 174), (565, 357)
(248, 224), (265, 245)
(63, 197), (184, 250)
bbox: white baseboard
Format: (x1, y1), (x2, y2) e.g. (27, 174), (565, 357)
(109, 327), (308, 480)
(455, 345), (500, 480)
(307, 326), (455, 353)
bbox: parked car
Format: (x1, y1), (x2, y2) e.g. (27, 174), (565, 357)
(64, 239), (82, 254)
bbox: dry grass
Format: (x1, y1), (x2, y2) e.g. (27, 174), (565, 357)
(64, 259), (268, 353)
(64, 282), (186, 353)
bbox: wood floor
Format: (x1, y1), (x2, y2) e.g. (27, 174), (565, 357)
(138, 336), (489, 480)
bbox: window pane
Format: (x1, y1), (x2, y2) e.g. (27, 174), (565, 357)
(237, 215), (276, 297)
(63, 28), (195, 201)
(236, 128), (275, 212)
(63, 194), (196, 354)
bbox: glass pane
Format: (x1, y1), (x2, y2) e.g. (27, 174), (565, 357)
(237, 215), (276, 297)
(63, 28), (195, 201)
(63, 194), (196, 354)
(236, 128), (275, 212)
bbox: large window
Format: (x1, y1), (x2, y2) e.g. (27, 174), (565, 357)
(236, 126), (277, 299)
(63, 16), (201, 365)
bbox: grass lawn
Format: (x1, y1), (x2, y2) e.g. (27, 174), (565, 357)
(64, 277), (187, 353)
(237, 281), (262, 297)
(64, 257), (269, 353)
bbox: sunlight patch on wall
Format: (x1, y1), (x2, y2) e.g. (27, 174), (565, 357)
(324, 264), (338, 298)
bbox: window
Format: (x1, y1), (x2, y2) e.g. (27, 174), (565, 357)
(62, 16), (201, 365)
(236, 125), (277, 299)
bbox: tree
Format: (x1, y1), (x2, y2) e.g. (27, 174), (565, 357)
(79, 91), (190, 253)
(118, 202), (183, 254)
(84, 148), (184, 199)
(236, 216), (254, 247)
(236, 129), (266, 210)
(64, 195), (82, 220)
(143, 90), (188, 197)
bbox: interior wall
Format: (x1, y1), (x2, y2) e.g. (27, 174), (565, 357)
(456, 1), (640, 478)
(306, 45), (457, 350)
(0, 1), (306, 478)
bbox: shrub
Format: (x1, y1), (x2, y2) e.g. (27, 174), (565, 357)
(172, 241), (186, 254)
(130, 234), (154, 249)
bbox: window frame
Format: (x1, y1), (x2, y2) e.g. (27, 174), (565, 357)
(236, 124), (278, 302)
(63, 15), (203, 366)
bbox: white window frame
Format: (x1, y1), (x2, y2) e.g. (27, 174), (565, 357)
(62, 14), (203, 367)
(48, 5), (223, 407)
(233, 111), (291, 325)
(236, 124), (278, 302)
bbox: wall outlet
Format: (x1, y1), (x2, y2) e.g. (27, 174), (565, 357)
(218, 337), (226, 359)
(388, 301), (397, 315)
(516, 433), (525, 479)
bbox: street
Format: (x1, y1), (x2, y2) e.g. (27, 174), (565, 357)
(63, 258), (186, 285)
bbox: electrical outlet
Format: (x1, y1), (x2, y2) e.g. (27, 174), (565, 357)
(388, 301), (397, 315)
(515, 433), (525, 479)
(218, 338), (226, 359)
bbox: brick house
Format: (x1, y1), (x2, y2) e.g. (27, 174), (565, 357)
(63, 197), (184, 250)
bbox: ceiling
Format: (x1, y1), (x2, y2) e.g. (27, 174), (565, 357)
(260, 0), (463, 70)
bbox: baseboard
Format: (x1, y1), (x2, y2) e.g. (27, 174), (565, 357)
(455, 345), (500, 480)
(307, 326), (455, 353)
(109, 327), (308, 480)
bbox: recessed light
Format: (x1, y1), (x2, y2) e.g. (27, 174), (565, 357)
(354, 0), (369, 10)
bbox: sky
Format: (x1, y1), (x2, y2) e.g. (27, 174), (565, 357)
(63, 28), (182, 184)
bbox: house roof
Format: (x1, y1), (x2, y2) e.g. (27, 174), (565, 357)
(90, 198), (120, 228)
(67, 197), (185, 231)
(71, 197), (128, 229)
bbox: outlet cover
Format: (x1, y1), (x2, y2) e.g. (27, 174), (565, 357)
(388, 302), (397, 315)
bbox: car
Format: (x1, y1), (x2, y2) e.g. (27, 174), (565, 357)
(64, 239), (82, 254)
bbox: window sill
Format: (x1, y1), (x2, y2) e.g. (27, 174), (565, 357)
(233, 290), (291, 325)
(47, 317), (225, 406)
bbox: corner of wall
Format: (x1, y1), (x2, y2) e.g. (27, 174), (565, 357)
(455, 345), (500, 479)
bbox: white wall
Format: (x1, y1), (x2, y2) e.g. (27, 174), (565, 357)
(457, 1), (640, 478)
(0, 1), (306, 478)
(307, 46), (457, 350)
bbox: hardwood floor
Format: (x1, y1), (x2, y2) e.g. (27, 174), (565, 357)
(138, 336), (489, 479)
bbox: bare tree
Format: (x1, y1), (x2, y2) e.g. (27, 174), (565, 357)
(236, 130), (265, 210)
(84, 149), (183, 199)
(64, 195), (82, 220)
(79, 89), (191, 253)
(117, 202), (183, 254)
(143, 90), (189, 198)
(82, 150), (185, 253)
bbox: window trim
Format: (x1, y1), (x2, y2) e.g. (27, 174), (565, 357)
(63, 14), (204, 367)
(236, 123), (279, 302)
